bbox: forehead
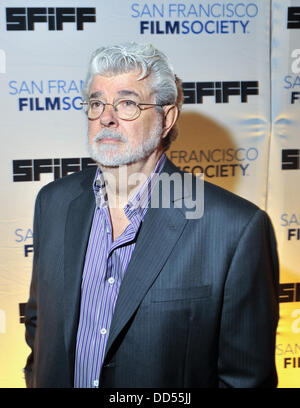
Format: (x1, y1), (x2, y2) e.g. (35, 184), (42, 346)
(89, 71), (153, 100)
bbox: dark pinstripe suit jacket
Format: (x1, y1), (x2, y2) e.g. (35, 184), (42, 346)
(24, 158), (279, 388)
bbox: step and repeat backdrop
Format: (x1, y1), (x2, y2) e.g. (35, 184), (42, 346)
(0, 0), (299, 388)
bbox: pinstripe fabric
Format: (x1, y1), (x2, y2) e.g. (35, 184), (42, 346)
(74, 154), (166, 388)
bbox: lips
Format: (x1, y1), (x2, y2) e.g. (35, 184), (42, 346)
(97, 137), (121, 143)
(94, 130), (127, 144)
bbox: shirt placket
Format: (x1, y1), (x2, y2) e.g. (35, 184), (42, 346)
(76, 154), (167, 388)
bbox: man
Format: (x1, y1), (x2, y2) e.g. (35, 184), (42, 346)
(24, 42), (279, 388)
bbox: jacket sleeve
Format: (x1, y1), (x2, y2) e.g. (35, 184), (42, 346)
(24, 190), (42, 388)
(218, 209), (279, 388)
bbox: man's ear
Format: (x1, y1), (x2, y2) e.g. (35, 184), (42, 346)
(161, 105), (179, 139)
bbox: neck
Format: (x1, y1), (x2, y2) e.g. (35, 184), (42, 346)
(99, 149), (163, 209)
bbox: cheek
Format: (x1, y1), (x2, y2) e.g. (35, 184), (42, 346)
(88, 120), (99, 140)
(132, 118), (154, 140)
(127, 126), (146, 147)
(144, 112), (162, 134)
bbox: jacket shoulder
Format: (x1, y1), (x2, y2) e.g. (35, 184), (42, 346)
(37, 166), (97, 199)
(164, 157), (264, 223)
(204, 179), (259, 215)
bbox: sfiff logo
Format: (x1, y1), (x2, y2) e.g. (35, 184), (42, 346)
(12, 157), (97, 182)
(279, 283), (300, 303)
(287, 7), (300, 29)
(6, 7), (96, 31)
(281, 149), (300, 170)
(183, 81), (259, 104)
(19, 304), (26, 324)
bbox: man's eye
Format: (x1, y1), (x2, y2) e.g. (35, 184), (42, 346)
(90, 100), (102, 109)
(122, 100), (137, 107)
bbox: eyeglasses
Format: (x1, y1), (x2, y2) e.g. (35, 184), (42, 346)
(80, 99), (167, 121)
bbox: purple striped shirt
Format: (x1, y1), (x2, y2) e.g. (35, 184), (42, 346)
(74, 154), (166, 388)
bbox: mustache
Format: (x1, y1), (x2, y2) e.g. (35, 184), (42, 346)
(94, 129), (128, 143)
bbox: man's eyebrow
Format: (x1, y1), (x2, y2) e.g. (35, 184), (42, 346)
(89, 89), (140, 99)
(89, 91), (102, 99)
(117, 90), (140, 98)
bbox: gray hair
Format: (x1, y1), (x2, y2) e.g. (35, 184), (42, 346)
(83, 42), (183, 150)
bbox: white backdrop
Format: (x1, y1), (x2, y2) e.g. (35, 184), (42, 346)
(0, 0), (299, 388)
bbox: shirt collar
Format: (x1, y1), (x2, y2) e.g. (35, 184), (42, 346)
(93, 154), (166, 223)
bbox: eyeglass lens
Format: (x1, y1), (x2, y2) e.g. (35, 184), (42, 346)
(88, 99), (139, 120)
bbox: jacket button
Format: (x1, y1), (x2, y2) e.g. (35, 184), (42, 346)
(103, 362), (114, 368)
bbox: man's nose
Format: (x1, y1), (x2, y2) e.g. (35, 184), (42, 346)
(99, 103), (119, 127)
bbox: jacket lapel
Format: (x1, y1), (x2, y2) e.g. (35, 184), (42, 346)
(104, 205), (188, 359)
(104, 158), (190, 360)
(63, 170), (96, 363)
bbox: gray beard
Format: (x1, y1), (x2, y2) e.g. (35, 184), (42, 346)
(87, 119), (163, 167)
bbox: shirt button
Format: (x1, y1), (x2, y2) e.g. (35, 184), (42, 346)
(93, 380), (99, 387)
(100, 328), (107, 335)
(108, 277), (115, 284)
